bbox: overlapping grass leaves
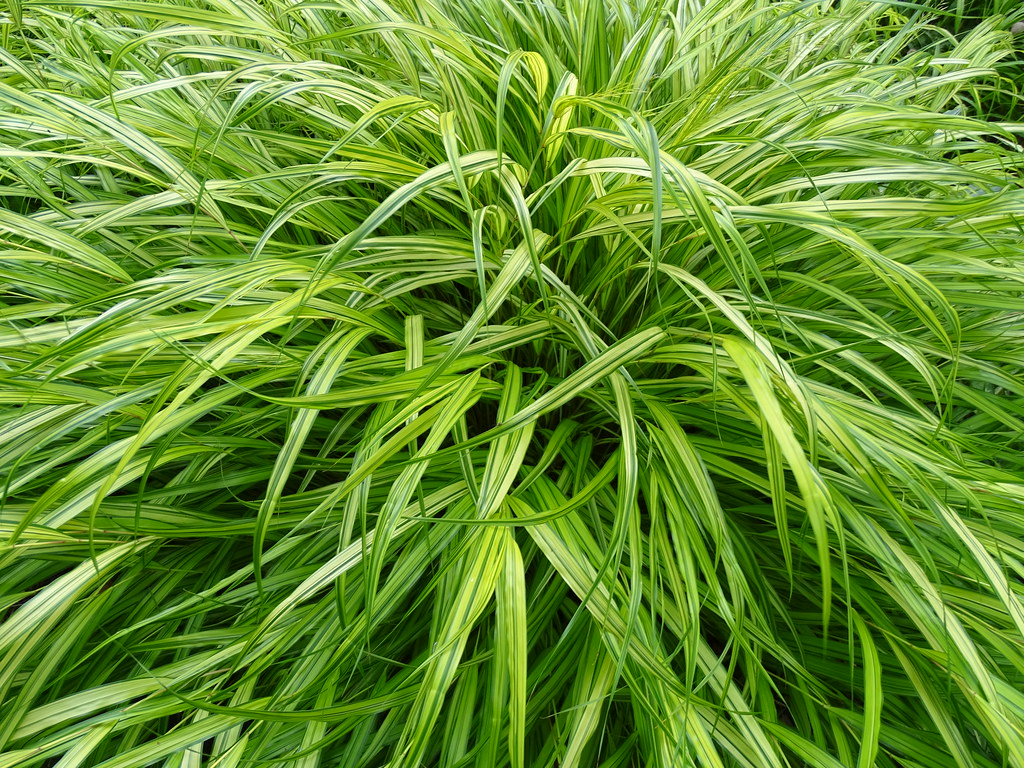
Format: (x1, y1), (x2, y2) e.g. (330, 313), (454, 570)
(1, 0), (1023, 766)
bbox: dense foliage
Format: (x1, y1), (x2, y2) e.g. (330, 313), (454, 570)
(1, 0), (1023, 766)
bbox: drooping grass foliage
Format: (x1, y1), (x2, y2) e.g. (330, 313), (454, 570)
(1, 0), (1023, 766)
(918, 0), (1024, 121)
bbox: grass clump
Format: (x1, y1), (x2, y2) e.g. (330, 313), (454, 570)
(1, 0), (1024, 766)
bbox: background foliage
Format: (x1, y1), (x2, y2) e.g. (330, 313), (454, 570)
(1, 0), (1023, 766)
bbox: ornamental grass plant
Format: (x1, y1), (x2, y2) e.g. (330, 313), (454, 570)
(1, 0), (1024, 766)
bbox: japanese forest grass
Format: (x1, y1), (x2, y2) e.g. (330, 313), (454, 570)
(1, 0), (1024, 766)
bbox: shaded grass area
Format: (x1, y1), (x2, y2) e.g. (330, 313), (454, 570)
(923, 0), (1024, 122)
(0, 0), (1023, 766)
